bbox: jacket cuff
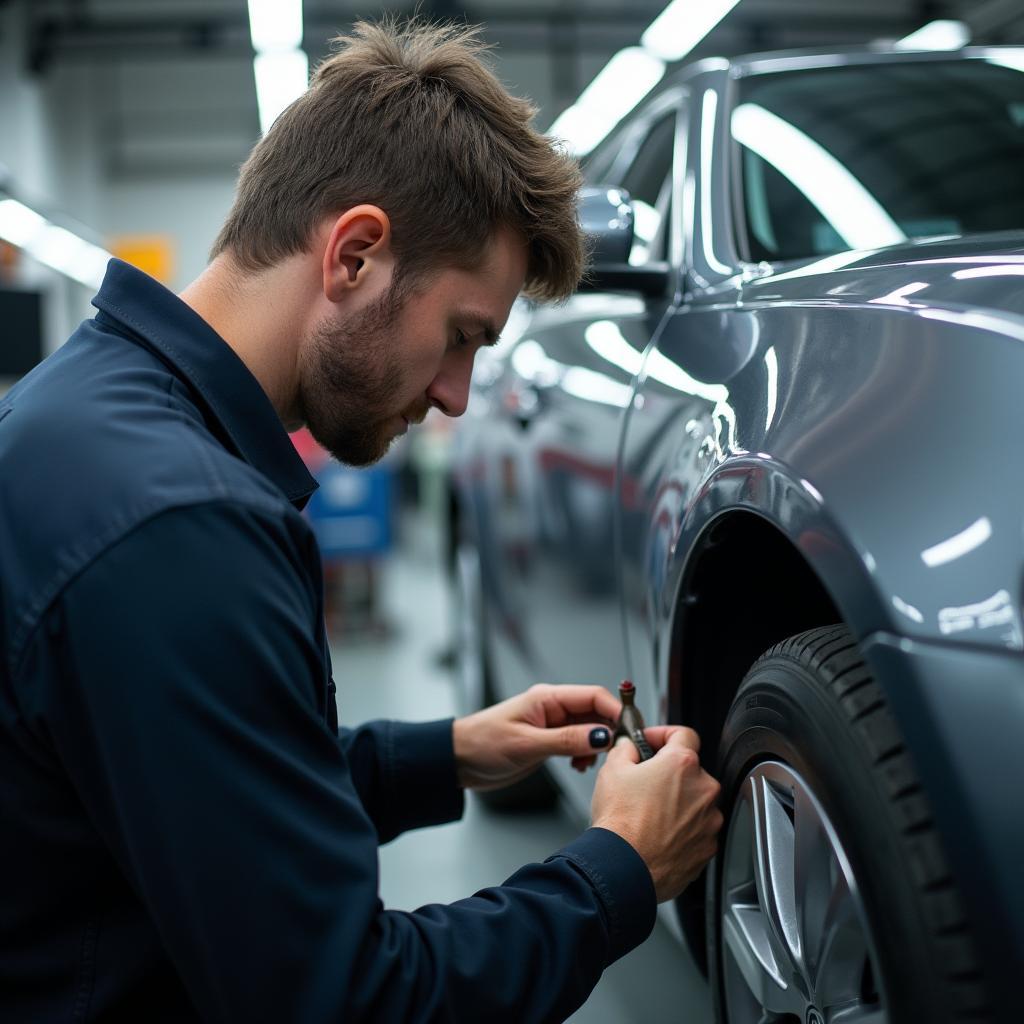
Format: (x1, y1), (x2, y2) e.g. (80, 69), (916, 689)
(383, 718), (464, 833)
(548, 826), (657, 964)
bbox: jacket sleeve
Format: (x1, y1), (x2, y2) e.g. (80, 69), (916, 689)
(37, 500), (656, 1024)
(338, 718), (465, 843)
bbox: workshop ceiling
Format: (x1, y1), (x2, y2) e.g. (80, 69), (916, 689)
(11, 0), (1024, 176)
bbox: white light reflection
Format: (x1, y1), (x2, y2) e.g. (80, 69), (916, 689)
(700, 90), (733, 276)
(584, 320), (730, 404)
(896, 20), (970, 51)
(755, 250), (879, 286)
(511, 335), (632, 408)
(764, 347), (778, 432)
(986, 49), (1024, 74)
(732, 103), (905, 251)
(892, 595), (925, 624)
(511, 339), (561, 386)
(868, 281), (929, 307)
(938, 590), (1019, 644)
(917, 306), (1024, 345)
(952, 265), (1024, 280)
(585, 321), (644, 375)
(921, 516), (992, 567)
(561, 367), (632, 407)
(630, 199), (662, 263)
(800, 478), (824, 504)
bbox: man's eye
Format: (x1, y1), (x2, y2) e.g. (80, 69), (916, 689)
(455, 330), (469, 348)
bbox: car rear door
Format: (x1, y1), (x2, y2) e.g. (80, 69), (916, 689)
(485, 96), (685, 763)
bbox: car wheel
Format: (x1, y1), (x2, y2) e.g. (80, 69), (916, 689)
(707, 625), (988, 1024)
(453, 538), (557, 811)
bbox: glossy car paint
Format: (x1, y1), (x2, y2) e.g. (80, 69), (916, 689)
(451, 48), (1024, 1015)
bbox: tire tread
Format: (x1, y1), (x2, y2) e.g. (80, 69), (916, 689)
(748, 625), (990, 1019)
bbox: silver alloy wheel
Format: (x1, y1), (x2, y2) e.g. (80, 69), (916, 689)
(454, 542), (486, 715)
(721, 761), (888, 1024)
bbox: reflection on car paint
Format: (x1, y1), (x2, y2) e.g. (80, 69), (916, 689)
(938, 590), (1021, 647)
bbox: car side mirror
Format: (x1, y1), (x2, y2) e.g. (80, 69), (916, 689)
(578, 186), (671, 298)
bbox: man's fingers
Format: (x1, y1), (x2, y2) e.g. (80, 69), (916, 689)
(529, 684), (622, 726)
(645, 725), (701, 754)
(531, 722), (615, 759)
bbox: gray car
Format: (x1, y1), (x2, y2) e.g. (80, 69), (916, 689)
(450, 46), (1024, 1024)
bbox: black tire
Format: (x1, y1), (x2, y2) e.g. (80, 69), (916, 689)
(454, 539), (556, 812)
(707, 625), (988, 1023)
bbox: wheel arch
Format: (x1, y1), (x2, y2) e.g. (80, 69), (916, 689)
(658, 458), (887, 970)
(667, 508), (844, 768)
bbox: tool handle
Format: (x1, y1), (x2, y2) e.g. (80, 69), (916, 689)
(628, 727), (655, 762)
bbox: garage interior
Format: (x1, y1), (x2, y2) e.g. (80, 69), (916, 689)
(3, 2), (1023, 1022)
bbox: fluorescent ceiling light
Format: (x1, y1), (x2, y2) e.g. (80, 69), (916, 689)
(247, 0), (303, 52)
(254, 50), (309, 135)
(896, 20), (970, 51)
(732, 103), (905, 250)
(0, 198), (110, 288)
(0, 199), (46, 247)
(548, 48), (665, 156)
(642, 0), (742, 63)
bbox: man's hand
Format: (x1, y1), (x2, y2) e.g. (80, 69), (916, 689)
(591, 726), (723, 903)
(452, 684), (620, 790)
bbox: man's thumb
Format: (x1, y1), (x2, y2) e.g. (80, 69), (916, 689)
(605, 733), (640, 764)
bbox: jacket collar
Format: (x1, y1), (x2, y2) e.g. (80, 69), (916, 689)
(92, 259), (317, 510)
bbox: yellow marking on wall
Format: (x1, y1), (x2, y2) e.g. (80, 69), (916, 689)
(109, 235), (175, 284)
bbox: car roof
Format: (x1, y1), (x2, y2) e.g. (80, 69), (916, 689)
(684, 43), (1024, 81)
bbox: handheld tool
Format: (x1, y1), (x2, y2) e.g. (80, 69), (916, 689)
(615, 681), (654, 761)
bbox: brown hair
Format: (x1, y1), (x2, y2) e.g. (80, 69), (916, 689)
(211, 19), (584, 302)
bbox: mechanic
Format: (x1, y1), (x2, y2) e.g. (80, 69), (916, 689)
(0, 20), (722, 1023)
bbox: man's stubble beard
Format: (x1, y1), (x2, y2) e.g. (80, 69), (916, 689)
(298, 283), (408, 467)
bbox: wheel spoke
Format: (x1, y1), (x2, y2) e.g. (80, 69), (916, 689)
(723, 902), (805, 1016)
(827, 998), (888, 1024)
(794, 785), (833, 983)
(815, 870), (872, 1009)
(751, 775), (802, 968)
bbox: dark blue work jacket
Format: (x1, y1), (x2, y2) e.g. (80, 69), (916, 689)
(0, 260), (655, 1022)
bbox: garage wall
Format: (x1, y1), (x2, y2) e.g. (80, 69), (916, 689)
(0, 2), (102, 353)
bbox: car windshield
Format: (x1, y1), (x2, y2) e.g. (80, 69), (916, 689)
(733, 56), (1024, 262)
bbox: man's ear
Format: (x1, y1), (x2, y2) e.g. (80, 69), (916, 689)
(322, 205), (392, 302)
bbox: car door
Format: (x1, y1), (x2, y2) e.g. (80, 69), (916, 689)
(485, 95), (685, 801)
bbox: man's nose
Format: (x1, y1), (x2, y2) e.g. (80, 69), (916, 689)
(426, 353), (473, 418)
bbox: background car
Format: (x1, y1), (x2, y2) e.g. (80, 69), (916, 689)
(449, 45), (1024, 1024)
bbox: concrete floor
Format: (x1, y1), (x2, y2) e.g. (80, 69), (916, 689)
(330, 514), (711, 1024)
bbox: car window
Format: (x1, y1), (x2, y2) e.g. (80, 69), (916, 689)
(733, 58), (1024, 262)
(617, 112), (676, 265)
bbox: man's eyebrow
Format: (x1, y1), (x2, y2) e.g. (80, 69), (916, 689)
(456, 311), (500, 346)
